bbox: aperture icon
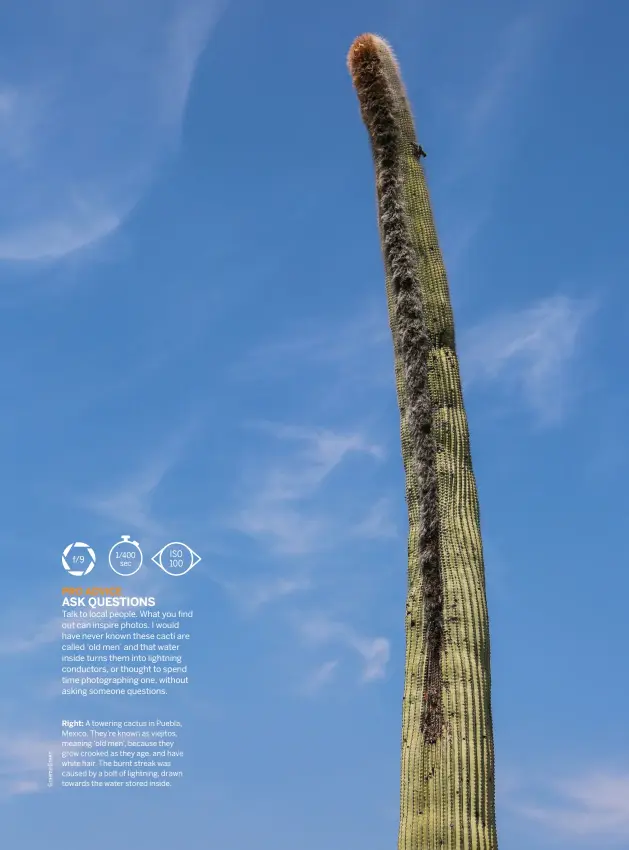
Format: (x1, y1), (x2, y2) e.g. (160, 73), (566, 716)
(151, 542), (201, 576)
(62, 542), (96, 577)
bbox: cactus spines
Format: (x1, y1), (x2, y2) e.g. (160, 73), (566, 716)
(348, 33), (498, 850)
(348, 33), (445, 745)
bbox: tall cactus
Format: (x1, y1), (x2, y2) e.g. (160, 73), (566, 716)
(347, 34), (498, 849)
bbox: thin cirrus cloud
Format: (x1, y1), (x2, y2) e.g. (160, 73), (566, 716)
(435, 9), (550, 268)
(297, 614), (390, 684)
(221, 423), (392, 692)
(349, 497), (397, 540)
(459, 294), (595, 424)
(80, 419), (199, 541)
(517, 772), (629, 841)
(461, 10), (543, 146)
(0, 727), (61, 797)
(301, 659), (340, 696)
(219, 574), (312, 613)
(230, 423), (385, 556)
(234, 304), (391, 384)
(0, 0), (222, 263)
(0, 616), (60, 655)
(435, 7), (548, 192)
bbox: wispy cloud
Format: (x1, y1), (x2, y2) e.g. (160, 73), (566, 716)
(222, 424), (393, 687)
(159, 0), (224, 128)
(517, 771), (629, 841)
(459, 295), (594, 424)
(221, 574), (312, 613)
(0, 731), (60, 797)
(0, 617), (59, 655)
(462, 12), (543, 145)
(350, 497), (397, 540)
(0, 0), (222, 262)
(297, 615), (390, 683)
(0, 84), (44, 162)
(301, 659), (340, 695)
(230, 423), (384, 556)
(439, 8), (549, 249)
(233, 304), (391, 387)
(83, 420), (198, 539)
(6, 779), (40, 796)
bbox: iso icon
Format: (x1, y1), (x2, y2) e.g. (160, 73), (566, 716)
(62, 542), (96, 577)
(109, 535), (143, 577)
(152, 542), (201, 576)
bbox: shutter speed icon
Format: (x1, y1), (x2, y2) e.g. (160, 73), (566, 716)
(151, 542), (201, 576)
(109, 535), (143, 576)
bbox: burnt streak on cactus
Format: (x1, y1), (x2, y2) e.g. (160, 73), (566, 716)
(348, 35), (443, 743)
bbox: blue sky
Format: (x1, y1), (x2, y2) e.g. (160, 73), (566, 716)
(0, 0), (628, 847)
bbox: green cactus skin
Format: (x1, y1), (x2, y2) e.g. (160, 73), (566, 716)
(348, 34), (498, 850)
